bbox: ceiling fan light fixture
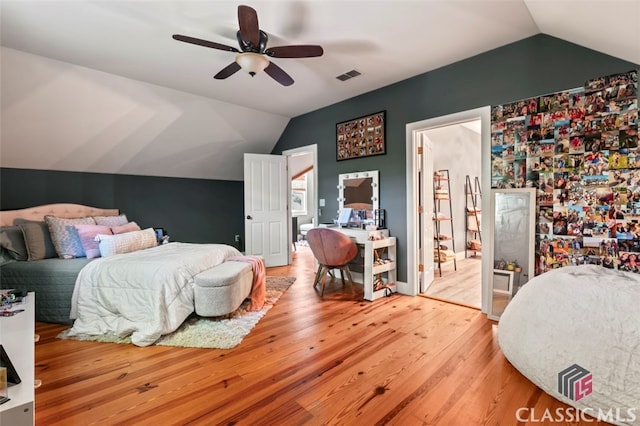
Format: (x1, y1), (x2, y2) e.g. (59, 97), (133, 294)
(235, 52), (269, 76)
(174, 5), (321, 86)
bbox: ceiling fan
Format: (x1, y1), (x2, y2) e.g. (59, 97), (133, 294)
(172, 4), (323, 86)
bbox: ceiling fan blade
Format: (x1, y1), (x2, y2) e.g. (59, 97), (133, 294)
(264, 62), (294, 87)
(238, 5), (260, 47)
(172, 34), (239, 53)
(214, 62), (242, 80)
(266, 45), (324, 58)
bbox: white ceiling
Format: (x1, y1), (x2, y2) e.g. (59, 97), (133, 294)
(1, 1), (639, 180)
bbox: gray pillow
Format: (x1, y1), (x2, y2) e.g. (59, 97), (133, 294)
(0, 246), (16, 265)
(0, 226), (28, 261)
(15, 220), (57, 261)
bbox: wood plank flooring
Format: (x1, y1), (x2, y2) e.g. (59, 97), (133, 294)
(423, 256), (482, 308)
(33, 246), (609, 425)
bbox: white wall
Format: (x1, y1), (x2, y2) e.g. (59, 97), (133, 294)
(427, 122), (482, 255)
(0, 47), (290, 181)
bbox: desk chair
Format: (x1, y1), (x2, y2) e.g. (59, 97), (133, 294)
(306, 228), (358, 297)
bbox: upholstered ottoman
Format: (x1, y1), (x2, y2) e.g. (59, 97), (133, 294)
(194, 261), (253, 317)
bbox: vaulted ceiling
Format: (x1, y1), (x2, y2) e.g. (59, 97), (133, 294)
(1, 1), (638, 180)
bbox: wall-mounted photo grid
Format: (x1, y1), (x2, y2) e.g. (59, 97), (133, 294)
(491, 70), (638, 276)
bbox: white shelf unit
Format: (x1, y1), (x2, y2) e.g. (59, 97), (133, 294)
(0, 292), (35, 426)
(363, 237), (397, 301)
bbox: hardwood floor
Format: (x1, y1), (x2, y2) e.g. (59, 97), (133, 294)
(34, 246), (609, 425)
(423, 255), (482, 309)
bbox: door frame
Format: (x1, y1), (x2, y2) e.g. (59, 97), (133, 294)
(419, 133), (435, 293)
(283, 144), (318, 264)
(405, 106), (492, 313)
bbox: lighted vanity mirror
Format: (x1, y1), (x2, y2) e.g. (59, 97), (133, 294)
(338, 170), (379, 211)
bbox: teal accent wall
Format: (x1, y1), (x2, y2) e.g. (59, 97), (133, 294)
(0, 168), (244, 249)
(271, 34), (639, 282)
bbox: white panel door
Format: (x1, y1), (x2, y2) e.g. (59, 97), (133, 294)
(243, 153), (288, 267)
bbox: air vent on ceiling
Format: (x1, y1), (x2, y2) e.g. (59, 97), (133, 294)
(336, 69), (361, 81)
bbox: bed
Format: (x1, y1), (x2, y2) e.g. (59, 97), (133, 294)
(68, 241), (241, 346)
(498, 265), (640, 425)
(1, 258), (92, 324)
(0, 203), (247, 346)
(0, 204), (120, 323)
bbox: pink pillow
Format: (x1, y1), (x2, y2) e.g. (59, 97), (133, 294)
(111, 222), (141, 234)
(74, 224), (112, 259)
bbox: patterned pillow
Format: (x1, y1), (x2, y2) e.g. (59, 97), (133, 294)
(45, 215), (96, 259)
(93, 214), (129, 227)
(96, 228), (157, 257)
(75, 224), (112, 259)
(14, 220), (58, 261)
(0, 226), (28, 261)
(111, 221), (141, 234)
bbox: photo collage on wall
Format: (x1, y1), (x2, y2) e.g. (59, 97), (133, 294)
(336, 111), (385, 161)
(491, 70), (638, 275)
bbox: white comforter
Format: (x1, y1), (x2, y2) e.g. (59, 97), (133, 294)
(68, 242), (241, 346)
(499, 265), (640, 425)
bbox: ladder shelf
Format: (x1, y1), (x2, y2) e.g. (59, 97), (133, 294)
(465, 175), (482, 257)
(433, 170), (457, 277)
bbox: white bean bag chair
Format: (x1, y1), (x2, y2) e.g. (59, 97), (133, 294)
(499, 265), (640, 425)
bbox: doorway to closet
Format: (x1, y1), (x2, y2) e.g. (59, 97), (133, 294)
(422, 120), (482, 308)
(405, 106), (491, 313)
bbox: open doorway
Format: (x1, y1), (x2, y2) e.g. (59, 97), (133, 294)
(243, 145), (316, 266)
(421, 120), (482, 308)
(283, 145), (317, 261)
(405, 106), (492, 314)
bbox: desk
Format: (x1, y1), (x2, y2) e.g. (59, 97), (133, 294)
(318, 225), (395, 300)
(317, 225), (388, 243)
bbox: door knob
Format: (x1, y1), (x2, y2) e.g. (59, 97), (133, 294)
(246, 215), (253, 220)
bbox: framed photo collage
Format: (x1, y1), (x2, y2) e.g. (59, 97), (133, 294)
(336, 111), (385, 161)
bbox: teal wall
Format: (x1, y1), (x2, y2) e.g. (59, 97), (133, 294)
(271, 34), (639, 282)
(0, 168), (244, 249)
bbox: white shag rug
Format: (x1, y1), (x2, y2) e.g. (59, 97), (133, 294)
(58, 276), (295, 349)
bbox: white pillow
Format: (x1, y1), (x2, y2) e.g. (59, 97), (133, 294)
(95, 228), (157, 257)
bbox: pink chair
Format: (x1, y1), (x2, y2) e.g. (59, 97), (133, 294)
(306, 228), (359, 296)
